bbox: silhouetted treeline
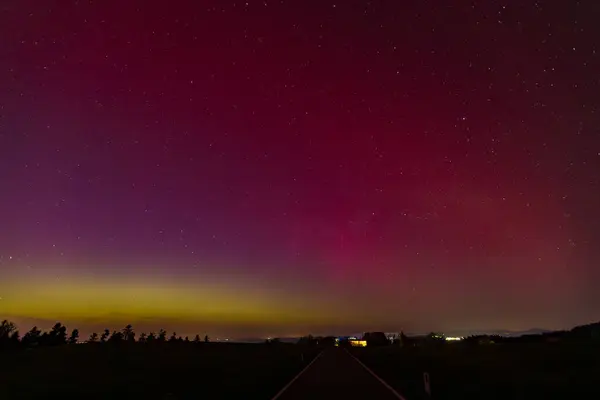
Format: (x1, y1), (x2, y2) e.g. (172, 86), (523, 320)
(4, 319), (599, 352)
(296, 335), (337, 346)
(0, 320), (212, 351)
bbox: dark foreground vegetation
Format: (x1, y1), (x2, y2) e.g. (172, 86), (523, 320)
(351, 322), (600, 400)
(0, 321), (320, 399)
(2, 320), (599, 399)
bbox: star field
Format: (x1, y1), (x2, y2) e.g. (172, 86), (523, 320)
(1, 0), (599, 338)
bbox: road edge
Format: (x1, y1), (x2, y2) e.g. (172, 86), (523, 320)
(270, 350), (325, 400)
(344, 348), (408, 400)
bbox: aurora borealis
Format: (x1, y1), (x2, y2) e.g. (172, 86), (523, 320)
(1, 1), (599, 339)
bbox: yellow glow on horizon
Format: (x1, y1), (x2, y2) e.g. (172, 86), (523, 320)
(0, 273), (356, 327)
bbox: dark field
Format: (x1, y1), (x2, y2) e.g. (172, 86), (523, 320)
(0, 343), (319, 400)
(3, 340), (600, 399)
(351, 342), (600, 399)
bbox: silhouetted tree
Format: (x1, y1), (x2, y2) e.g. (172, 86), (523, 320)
(122, 324), (135, 342)
(158, 329), (167, 342)
(9, 331), (20, 345)
(138, 333), (147, 343)
(0, 320), (17, 349)
(46, 322), (68, 346)
(204, 335), (209, 343)
(297, 334), (317, 346)
(0, 320), (16, 340)
(147, 332), (156, 343)
(169, 332), (178, 342)
(88, 332), (99, 343)
(108, 330), (123, 343)
(39, 332), (49, 346)
(184, 336), (190, 343)
(22, 326), (42, 347)
(193, 334), (201, 343)
(68, 329), (79, 344)
(100, 329), (110, 343)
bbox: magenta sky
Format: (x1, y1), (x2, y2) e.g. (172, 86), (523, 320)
(1, 1), (599, 338)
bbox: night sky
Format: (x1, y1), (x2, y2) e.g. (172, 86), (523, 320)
(1, 1), (599, 339)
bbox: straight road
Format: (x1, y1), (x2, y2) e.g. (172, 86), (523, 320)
(272, 348), (406, 400)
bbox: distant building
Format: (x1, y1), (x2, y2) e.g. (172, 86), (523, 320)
(349, 339), (367, 347)
(363, 332), (389, 346)
(335, 336), (367, 347)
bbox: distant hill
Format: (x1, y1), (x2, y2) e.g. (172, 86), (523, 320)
(497, 328), (553, 337)
(453, 321), (600, 340)
(404, 328), (553, 338)
(570, 321), (600, 338)
(234, 321), (600, 343)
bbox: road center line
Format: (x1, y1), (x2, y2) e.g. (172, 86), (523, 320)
(344, 349), (408, 400)
(270, 350), (324, 400)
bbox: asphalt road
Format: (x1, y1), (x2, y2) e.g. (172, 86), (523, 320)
(273, 348), (405, 400)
